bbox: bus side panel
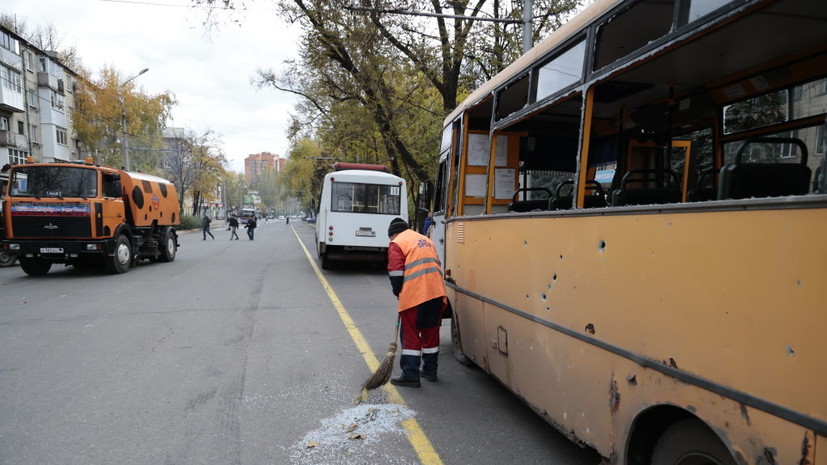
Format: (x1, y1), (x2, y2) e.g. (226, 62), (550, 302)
(449, 288), (489, 371)
(445, 209), (826, 462)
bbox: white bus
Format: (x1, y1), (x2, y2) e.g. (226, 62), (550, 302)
(315, 163), (407, 269)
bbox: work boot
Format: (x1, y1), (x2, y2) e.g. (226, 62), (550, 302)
(390, 377), (421, 388)
(422, 352), (439, 381)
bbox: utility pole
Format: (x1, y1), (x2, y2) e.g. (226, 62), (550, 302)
(120, 68), (148, 171)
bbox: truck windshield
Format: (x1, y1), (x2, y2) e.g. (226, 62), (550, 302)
(10, 166), (98, 198)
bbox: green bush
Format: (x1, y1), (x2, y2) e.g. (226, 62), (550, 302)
(179, 214), (201, 230)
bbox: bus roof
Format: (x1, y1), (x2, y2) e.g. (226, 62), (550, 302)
(325, 169), (405, 184)
(444, 0), (619, 126)
(333, 162), (388, 172)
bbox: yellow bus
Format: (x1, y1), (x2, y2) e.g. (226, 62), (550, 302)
(425, 0), (827, 463)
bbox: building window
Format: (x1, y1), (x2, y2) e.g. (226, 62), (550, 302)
(1, 66), (23, 93)
(30, 124), (39, 143)
(56, 127), (68, 146)
(0, 31), (20, 54)
(51, 91), (65, 110)
(24, 51), (34, 71)
(0, 116), (8, 131)
(9, 149), (27, 165)
(28, 90), (38, 109)
(17, 121), (24, 135)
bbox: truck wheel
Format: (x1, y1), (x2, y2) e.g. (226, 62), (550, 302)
(106, 235), (132, 274)
(0, 251), (17, 267)
(652, 418), (736, 465)
(20, 257), (51, 276)
(158, 228), (177, 262)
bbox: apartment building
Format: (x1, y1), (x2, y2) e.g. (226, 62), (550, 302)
(244, 151), (286, 184)
(0, 25), (80, 171)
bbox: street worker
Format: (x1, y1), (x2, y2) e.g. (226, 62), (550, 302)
(386, 217), (447, 388)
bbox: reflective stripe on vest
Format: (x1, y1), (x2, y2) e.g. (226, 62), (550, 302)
(391, 229), (446, 311)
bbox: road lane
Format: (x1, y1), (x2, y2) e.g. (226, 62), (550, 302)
(0, 219), (599, 465)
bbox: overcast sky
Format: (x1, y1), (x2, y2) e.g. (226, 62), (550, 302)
(4, 0), (302, 172)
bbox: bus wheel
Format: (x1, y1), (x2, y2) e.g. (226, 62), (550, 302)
(652, 418), (736, 465)
(159, 228), (177, 262)
(20, 257), (51, 276)
(321, 254), (330, 270)
(451, 314), (472, 366)
(106, 235), (132, 274)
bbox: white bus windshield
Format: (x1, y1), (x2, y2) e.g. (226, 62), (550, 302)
(331, 182), (401, 215)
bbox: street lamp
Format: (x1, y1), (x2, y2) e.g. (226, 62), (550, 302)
(120, 68), (149, 171)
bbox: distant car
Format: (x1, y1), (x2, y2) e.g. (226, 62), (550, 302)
(306, 217), (316, 224)
(278, 215), (285, 220)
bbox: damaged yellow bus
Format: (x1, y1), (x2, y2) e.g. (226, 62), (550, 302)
(425, 0), (827, 463)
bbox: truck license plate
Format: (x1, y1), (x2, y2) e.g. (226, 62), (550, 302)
(40, 248), (64, 254)
(355, 229), (375, 237)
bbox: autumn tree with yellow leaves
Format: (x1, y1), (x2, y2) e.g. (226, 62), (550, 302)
(72, 66), (175, 173)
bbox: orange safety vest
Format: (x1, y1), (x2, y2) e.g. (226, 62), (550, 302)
(391, 229), (446, 312)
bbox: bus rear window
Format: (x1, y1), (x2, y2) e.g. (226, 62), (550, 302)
(331, 182), (401, 215)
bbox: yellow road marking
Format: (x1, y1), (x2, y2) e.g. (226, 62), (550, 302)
(291, 226), (444, 465)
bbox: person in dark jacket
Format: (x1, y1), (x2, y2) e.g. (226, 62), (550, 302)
(244, 216), (257, 240)
(228, 216), (240, 240)
(202, 215), (214, 240)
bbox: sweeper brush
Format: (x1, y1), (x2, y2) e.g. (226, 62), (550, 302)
(356, 316), (400, 403)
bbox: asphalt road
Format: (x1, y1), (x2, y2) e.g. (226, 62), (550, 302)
(0, 220), (600, 465)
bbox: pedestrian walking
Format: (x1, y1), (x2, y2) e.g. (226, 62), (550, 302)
(386, 218), (447, 388)
(285, 216), (290, 225)
(202, 214), (215, 240)
(244, 216), (257, 240)
(228, 216), (240, 240)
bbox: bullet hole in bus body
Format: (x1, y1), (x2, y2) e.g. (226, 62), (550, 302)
(786, 345), (795, 357)
(664, 357), (678, 369)
(610, 378), (621, 413)
(585, 323), (596, 335)
(626, 373), (637, 386)
(599, 240), (606, 252)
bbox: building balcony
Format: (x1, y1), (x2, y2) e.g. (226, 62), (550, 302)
(37, 72), (64, 93)
(0, 85), (25, 112)
(0, 130), (28, 149)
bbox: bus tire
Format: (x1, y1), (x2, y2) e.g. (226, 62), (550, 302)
(158, 228), (177, 262)
(451, 314), (472, 367)
(20, 257), (51, 276)
(651, 418), (736, 465)
(321, 254), (330, 270)
(106, 235), (132, 274)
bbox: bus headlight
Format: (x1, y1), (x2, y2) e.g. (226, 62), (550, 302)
(86, 243), (101, 251)
(9, 243), (20, 251)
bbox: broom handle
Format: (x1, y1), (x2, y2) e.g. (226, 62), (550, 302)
(391, 314), (401, 342)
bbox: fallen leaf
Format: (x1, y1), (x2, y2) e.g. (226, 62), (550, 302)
(349, 433), (366, 440)
(306, 441), (318, 449)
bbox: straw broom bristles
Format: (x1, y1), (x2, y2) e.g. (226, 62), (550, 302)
(356, 316), (400, 403)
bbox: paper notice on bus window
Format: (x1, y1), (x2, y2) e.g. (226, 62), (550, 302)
(468, 133), (489, 166)
(495, 169), (515, 199)
(465, 174), (487, 197)
(495, 135), (508, 166)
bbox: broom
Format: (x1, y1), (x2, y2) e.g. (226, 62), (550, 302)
(356, 315), (401, 403)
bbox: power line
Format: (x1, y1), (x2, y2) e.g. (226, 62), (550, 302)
(98, 0), (276, 11)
